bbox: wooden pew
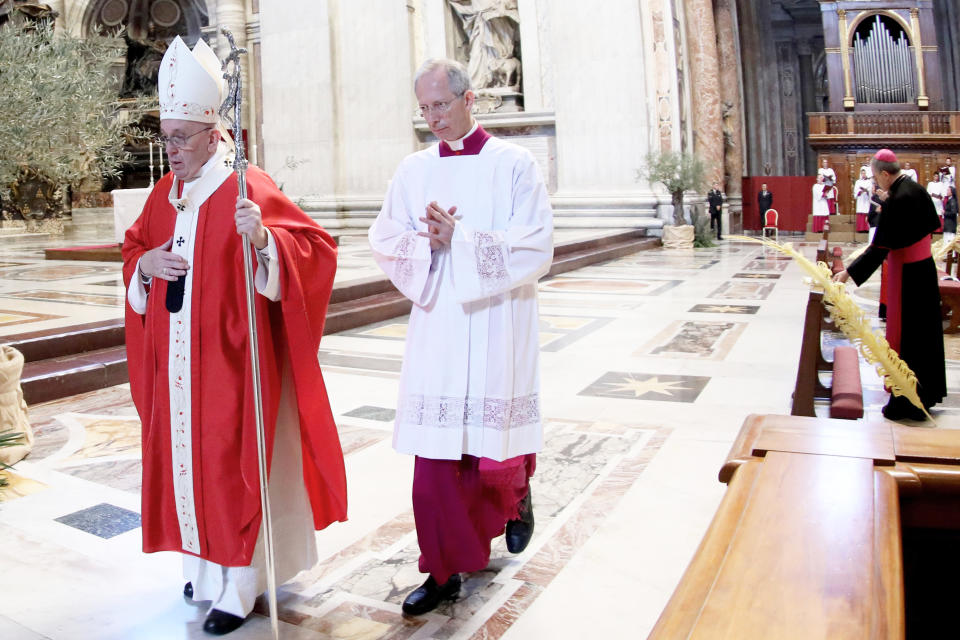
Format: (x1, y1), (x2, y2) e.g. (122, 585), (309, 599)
(650, 414), (901, 639)
(939, 251), (960, 334)
(792, 290), (863, 419)
(651, 413), (960, 640)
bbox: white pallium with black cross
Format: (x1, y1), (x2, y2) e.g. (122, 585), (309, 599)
(165, 148), (234, 554)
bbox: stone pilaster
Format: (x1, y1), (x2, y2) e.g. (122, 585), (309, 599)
(713, 0), (742, 196)
(649, 0), (679, 152)
(216, 0), (256, 157)
(683, 0), (724, 185)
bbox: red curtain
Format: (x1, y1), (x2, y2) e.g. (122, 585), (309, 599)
(741, 176), (817, 231)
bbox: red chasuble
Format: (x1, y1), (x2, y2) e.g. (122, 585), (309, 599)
(122, 166), (347, 566)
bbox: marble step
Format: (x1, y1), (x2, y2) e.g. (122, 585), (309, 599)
(15, 230), (661, 405)
(549, 236), (660, 276)
(44, 243), (123, 262)
(20, 345), (128, 406)
(323, 231), (661, 336)
(804, 231), (865, 242)
(6, 319), (125, 363)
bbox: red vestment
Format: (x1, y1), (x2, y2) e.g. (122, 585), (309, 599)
(122, 167), (347, 566)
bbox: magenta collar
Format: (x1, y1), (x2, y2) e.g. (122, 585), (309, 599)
(439, 126), (491, 157)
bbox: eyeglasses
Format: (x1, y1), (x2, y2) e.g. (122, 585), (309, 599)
(417, 95), (463, 118)
(158, 127), (213, 149)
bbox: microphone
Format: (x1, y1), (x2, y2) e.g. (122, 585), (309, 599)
(166, 275), (185, 313)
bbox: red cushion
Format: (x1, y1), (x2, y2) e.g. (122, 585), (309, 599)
(830, 346), (863, 419)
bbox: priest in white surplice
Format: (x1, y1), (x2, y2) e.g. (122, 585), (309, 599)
(369, 58), (553, 616)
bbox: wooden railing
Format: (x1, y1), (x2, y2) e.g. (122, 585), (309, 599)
(809, 111), (960, 144)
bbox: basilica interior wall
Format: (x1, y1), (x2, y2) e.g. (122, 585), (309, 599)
(547, 0), (653, 197)
(256, 0), (667, 219)
(258, 0), (413, 208)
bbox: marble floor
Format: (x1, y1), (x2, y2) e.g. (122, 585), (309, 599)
(3, 223), (960, 640)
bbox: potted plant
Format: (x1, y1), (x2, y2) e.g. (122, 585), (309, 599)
(640, 150), (708, 249)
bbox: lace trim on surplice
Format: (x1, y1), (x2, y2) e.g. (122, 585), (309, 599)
(474, 231), (509, 295)
(393, 233), (418, 290)
(398, 393), (540, 431)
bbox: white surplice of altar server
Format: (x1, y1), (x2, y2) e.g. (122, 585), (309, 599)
(903, 162), (919, 182)
(817, 159), (836, 187)
(855, 170), (874, 215)
(928, 173), (946, 216)
(813, 175), (830, 216)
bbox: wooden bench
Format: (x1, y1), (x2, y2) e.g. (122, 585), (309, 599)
(650, 413), (960, 639)
(792, 290), (863, 419)
(939, 250), (960, 334)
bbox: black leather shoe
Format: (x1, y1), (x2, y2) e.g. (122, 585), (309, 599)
(506, 490), (534, 553)
(202, 609), (246, 635)
(402, 574), (461, 616)
(882, 397), (927, 422)
(183, 582), (193, 599)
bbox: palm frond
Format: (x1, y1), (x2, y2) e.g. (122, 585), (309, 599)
(730, 235), (932, 421)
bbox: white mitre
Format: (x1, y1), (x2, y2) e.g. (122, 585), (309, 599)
(159, 36), (224, 123)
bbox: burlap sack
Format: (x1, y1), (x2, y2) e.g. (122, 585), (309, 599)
(0, 345), (33, 466)
(662, 224), (695, 250)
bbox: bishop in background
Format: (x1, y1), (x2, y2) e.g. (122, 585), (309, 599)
(122, 36), (347, 635)
(369, 58), (554, 615)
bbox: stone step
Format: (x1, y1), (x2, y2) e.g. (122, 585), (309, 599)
(5, 319), (125, 363)
(323, 231), (660, 335)
(20, 345), (128, 406)
(804, 231), (865, 243)
(0, 231), (49, 245)
(549, 237), (660, 276)
(45, 244), (123, 262)
(16, 231), (661, 405)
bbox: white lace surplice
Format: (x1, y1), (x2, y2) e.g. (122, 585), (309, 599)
(812, 184), (830, 216)
(369, 137), (554, 461)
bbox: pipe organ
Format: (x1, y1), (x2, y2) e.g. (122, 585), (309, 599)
(853, 15), (916, 104)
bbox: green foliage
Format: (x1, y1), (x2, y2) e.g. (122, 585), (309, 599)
(639, 150), (709, 226)
(0, 17), (150, 201)
(0, 429), (25, 490)
(691, 205), (715, 248)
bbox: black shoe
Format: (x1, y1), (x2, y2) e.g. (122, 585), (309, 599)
(402, 574), (461, 616)
(183, 582), (193, 599)
(202, 609), (246, 635)
(506, 490), (534, 554)
(882, 397), (927, 422)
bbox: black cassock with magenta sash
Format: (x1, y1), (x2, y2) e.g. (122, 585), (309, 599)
(846, 174), (947, 409)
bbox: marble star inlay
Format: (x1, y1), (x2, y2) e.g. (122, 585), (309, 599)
(688, 303), (760, 314)
(579, 372), (711, 403)
(605, 375), (691, 397)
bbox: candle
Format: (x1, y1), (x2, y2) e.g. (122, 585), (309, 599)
(149, 141), (155, 187)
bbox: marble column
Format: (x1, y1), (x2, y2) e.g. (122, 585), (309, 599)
(713, 0), (742, 197)
(683, 0), (724, 185)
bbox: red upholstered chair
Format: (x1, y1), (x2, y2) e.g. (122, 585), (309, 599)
(762, 209), (779, 241)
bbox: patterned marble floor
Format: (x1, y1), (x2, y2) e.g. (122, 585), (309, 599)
(3, 228), (960, 640)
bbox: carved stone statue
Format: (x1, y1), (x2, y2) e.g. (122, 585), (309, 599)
(448, 0), (521, 92)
